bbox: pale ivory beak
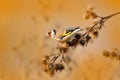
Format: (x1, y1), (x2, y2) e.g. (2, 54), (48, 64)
(46, 33), (49, 36)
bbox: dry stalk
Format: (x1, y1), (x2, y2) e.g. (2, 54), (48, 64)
(42, 6), (120, 77)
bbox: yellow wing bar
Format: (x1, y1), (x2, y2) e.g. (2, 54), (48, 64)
(62, 31), (72, 37)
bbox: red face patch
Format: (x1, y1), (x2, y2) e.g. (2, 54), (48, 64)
(48, 31), (51, 37)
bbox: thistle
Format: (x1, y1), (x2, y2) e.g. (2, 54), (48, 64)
(103, 48), (120, 61)
(42, 6), (120, 77)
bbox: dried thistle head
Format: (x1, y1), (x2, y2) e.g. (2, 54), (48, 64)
(42, 59), (48, 65)
(103, 48), (120, 61)
(41, 53), (68, 77)
(44, 55), (49, 60)
(83, 12), (90, 20)
(54, 63), (65, 71)
(111, 51), (117, 58)
(116, 55), (120, 61)
(47, 69), (55, 77)
(74, 34), (82, 40)
(56, 42), (69, 53)
(70, 38), (79, 47)
(83, 5), (98, 20)
(85, 34), (92, 43)
(45, 63), (65, 77)
(79, 34), (92, 47)
(92, 31), (99, 38)
(87, 5), (94, 11)
(56, 46), (68, 53)
(103, 50), (110, 57)
(79, 39), (86, 46)
(87, 26), (99, 39)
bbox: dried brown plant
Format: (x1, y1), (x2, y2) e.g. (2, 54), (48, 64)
(103, 48), (120, 61)
(42, 6), (120, 77)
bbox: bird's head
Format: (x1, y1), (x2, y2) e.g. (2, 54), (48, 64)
(46, 29), (56, 38)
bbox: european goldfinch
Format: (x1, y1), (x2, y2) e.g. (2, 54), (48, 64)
(46, 27), (83, 42)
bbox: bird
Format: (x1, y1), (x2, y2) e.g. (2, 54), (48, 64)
(46, 27), (83, 43)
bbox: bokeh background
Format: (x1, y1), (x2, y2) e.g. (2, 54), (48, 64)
(0, 0), (120, 80)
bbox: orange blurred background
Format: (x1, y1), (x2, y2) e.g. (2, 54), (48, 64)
(0, 0), (120, 80)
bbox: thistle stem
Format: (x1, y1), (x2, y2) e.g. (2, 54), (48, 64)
(51, 54), (61, 63)
(79, 11), (120, 41)
(102, 11), (120, 22)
